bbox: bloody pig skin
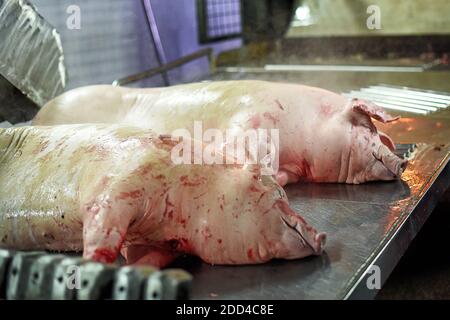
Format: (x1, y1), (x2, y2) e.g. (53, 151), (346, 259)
(0, 124), (325, 266)
(33, 80), (408, 185)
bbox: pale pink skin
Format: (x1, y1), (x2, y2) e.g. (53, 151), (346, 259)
(0, 125), (325, 267)
(33, 80), (407, 185)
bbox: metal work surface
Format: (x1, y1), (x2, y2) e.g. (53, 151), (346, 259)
(173, 70), (450, 299)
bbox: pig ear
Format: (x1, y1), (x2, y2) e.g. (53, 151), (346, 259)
(379, 131), (396, 151)
(351, 99), (399, 123)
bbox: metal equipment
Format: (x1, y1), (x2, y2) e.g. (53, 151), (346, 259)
(0, 0), (66, 123)
(0, 250), (193, 300)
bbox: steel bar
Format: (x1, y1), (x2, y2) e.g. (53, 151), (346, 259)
(112, 48), (214, 86)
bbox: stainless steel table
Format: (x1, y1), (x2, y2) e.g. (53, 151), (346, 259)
(174, 70), (450, 299)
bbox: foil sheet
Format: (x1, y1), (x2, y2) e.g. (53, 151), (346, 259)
(0, 0), (66, 108)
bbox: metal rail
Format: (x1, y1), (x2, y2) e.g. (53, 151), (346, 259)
(112, 48), (215, 86)
(142, 0), (170, 86)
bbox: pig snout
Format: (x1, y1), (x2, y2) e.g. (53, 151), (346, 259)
(347, 98), (408, 183)
(371, 144), (408, 180)
(355, 142), (407, 183)
(347, 120), (408, 183)
(276, 200), (326, 259)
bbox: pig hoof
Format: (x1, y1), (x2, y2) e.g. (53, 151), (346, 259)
(275, 171), (289, 186)
(314, 232), (327, 254)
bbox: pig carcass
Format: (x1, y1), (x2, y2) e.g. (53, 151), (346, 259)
(33, 80), (408, 185)
(0, 124), (325, 266)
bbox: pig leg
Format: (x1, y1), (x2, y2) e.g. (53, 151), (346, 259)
(121, 245), (179, 268)
(275, 170), (299, 186)
(82, 184), (142, 264)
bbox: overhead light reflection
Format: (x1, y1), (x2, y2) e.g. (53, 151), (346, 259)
(292, 4), (314, 27)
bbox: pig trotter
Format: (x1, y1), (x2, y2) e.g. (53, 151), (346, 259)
(82, 184), (139, 263)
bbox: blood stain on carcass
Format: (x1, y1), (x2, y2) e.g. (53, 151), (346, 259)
(178, 218), (187, 228)
(180, 175), (206, 186)
(163, 193), (175, 219)
(138, 164), (152, 175)
(300, 159), (312, 179)
(92, 248), (117, 263)
(218, 194), (225, 211)
(248, 114), (261, 129)
(263, 112), (280, 125)
(202, 227), (213, 240)
(247, 249), (254, 260)
(118, 190), (142, 200)
(320, 103), (333, 116)
(33, 140), (49, 155)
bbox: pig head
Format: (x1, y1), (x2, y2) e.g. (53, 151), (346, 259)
(278, 98), (408, 185)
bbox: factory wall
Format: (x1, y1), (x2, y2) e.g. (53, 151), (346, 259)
(30, 0), (241, 89)
(287, 0), (450, 37)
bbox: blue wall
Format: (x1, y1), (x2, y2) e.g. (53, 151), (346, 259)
(31, 0), (241, 89)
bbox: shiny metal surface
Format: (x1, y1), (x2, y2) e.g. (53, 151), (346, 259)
(161, 269), (193, 300)
(0, 0), (66, 107)
(25, 254), (65, 299)
(51, 257), (86, 300)
(76, 262), (116, 300)
(142, 269), (192, 300)
(113, 266), (157, 300)
(0, 75), (40, 123)
(174, 70), (450, 300)
(142, 271), (165, 300)
(0, 249), (14, 298)
(6, 251), (45, 300)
